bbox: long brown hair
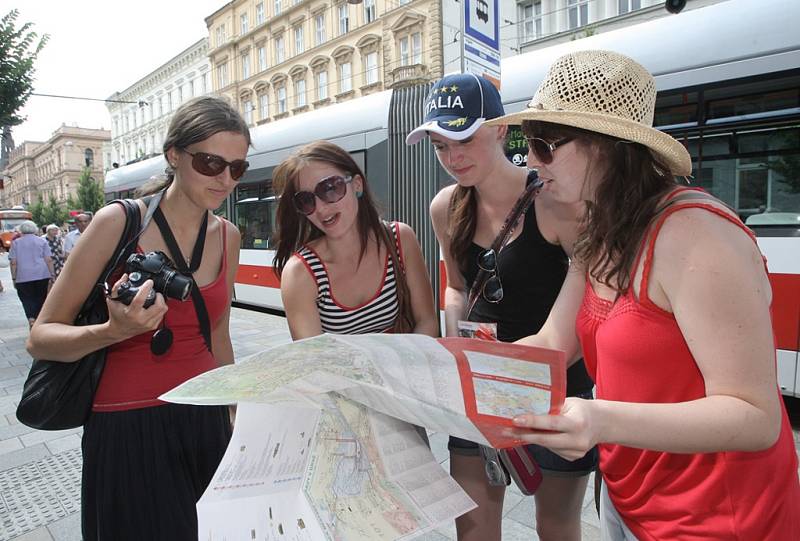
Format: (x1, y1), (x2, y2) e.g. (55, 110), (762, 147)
(447, 186), (478, 272)
(136, 96), (251, 196)
(522, 120), (677, 293)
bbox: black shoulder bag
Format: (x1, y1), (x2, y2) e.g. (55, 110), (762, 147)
(16, 197), (158, 430)
(466, 170), (547, 496)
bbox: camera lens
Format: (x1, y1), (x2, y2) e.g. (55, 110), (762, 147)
(164, 272), (193, 301)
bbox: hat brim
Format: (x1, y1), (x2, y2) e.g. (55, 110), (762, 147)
(405, 117), (485, 146)
(486, 109), (692, 176)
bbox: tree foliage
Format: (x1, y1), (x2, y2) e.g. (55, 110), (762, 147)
(76, 167), (105, 213)
(43, 194), (69, 226)
(0, 9), (49, 127)
(28, 196), (45, 227)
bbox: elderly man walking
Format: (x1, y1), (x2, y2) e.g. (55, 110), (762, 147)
(63, 213), (91, 260)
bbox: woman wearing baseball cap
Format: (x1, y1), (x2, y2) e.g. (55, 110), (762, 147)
(409, 73), (595, 541)
(494, 50), (800, 539)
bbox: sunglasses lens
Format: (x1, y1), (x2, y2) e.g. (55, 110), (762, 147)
(315, 176), (347, 204)
(192, 153), (225, 176)
(533, 139), (554, 164)
(229, 160), (249, 181)
(478, 249), (497, 272)
(293, 191), (316, 215)
(483, 275), (503, 303)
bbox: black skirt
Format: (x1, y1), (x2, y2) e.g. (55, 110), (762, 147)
(81, 403), (232, 541)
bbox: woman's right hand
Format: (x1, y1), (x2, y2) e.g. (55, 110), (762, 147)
(105, 273), (168, 341)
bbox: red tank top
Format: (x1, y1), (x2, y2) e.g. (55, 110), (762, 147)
(93, 219), (230, 412)
(576, 190), (800, 540)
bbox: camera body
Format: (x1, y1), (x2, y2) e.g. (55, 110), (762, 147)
(116, 251), (193, 308)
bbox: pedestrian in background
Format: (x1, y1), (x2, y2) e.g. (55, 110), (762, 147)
(44, 224), (65, 279)
(28, 96), (250, 541)
(406, 73), (593, 541)
(273, 141), (438, 341)
(9, 220), (54, 327)
(496, 50), (800, 539)
(63, 213), (91, 260)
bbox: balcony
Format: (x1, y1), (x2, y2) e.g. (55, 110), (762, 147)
(388, 64), (427, 89)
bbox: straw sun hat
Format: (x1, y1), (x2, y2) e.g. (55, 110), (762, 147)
(486, 50), (692, 176)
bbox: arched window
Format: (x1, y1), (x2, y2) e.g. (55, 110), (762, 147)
(84, 148), (94, 167)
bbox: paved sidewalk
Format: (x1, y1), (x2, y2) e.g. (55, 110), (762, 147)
(1, 263), (797, 540)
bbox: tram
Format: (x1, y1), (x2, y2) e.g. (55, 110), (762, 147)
(104, 0), (800, 395)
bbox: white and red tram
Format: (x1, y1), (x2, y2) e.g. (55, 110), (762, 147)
(105, 0), (800, 394)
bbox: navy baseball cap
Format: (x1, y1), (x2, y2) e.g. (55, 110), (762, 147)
(405, 73), (505, 145)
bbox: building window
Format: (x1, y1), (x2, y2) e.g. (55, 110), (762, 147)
(275, 0), (282, 16)
(295, 79), (306, 107)
(339, 61), (352, 93)
(365, 51), (378, 85)
(258, 45), (267, 71)
(275, 36), (285, 64)
(315, 14), (326, 46)
(188, 79), (195, 97)
(399, 0), (410, 4)
(166, 91), (173, 112)
(216, 25), (226, 47)
(277, 85), (287, 113)
(240, 13), (249, 35)
(256, 2), (265, 25)
(113, 117), (119, 136)
(618, 0), (641, 14)
(243, 99), (254, 124)
(242, 52), (251, 79)
(520, 1), (542, 42)
(149, 102), (155, 121)
(399, 33), (421, 66)
(338, 4), (349, 36)
(317, 70), (328, 100)
(364, 0), (376, 23)
(217, 62), (228, 88)
(259, 93), (269, 119)
(203, 72), (209, 93)
(294, 26), (304, 55)
(568, 0), (589, 29)
(158, 96), (163, 117)
(84, 148), (94, 167)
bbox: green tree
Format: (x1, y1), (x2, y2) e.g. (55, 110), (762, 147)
(0, 9), (49, 128)
(75, 167), (105, 213)
(28, 196), (45, 226)
(42, 194), (68, 226)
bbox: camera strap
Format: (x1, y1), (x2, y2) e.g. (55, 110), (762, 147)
(151, 207), (212, 353)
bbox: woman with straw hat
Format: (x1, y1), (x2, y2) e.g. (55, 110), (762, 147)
(492, 50), (800, 539)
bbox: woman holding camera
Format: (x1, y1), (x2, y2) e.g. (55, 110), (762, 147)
(28, 96), (250, 541)
(273, 141), (438, 342)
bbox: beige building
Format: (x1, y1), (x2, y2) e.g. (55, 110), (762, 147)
(0, 126), (110, 208)
(205, 0), (443, 125)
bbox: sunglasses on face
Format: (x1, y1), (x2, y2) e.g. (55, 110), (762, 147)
(293, 175), (354, 215)
(523, 136), (573, 165)
(477, 248), (503, 303)
(180, 149), (249, 180)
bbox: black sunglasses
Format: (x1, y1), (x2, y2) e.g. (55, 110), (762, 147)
(477, 248), (503, 303)
(523, 136), (573, 165)
(180, 149), (249, 181)
(293, 175), (354, 215)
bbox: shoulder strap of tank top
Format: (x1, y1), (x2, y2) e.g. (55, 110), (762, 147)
(637, 188), (757, 307)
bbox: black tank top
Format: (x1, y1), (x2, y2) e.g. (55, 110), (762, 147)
(462, 202), (594, 395)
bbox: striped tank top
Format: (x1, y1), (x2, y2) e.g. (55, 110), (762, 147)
(296, 222), (403, 334)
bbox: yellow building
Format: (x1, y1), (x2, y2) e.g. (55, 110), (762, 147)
(205, 0), (442, 125)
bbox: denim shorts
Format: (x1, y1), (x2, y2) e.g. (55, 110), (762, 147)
(448, 389), (598, 478)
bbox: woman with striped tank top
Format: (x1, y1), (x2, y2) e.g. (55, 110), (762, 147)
(490, 50), (800, 539)
(273, 141), (438, 342)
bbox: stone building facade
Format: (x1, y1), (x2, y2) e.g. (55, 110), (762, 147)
(106, 38), (211, 167)
(0, 126), (110, 208)
(204, 0), (442, 126)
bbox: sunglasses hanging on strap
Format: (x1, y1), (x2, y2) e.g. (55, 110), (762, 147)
(465, 169), (544, 318)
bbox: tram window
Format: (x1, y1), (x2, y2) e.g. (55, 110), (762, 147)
(706, 88), (800, 121)
(234, 182), (277, 250)
(655, 92), (698, 126)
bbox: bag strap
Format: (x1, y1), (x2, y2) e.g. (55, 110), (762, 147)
(383, 221), (414, 333)
(465, 170), (543, 317)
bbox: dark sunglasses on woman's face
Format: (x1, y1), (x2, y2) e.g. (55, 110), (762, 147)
(293, 175), (354, 215)
(523, 136), (573, 165)
(180, 149), (250, 180)
(477, 248), (503, 303)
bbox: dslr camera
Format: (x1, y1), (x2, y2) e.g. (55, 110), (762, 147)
(116, 251), (193, 308)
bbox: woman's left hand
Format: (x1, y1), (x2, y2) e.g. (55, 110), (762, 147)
(505, 397), (600, 461)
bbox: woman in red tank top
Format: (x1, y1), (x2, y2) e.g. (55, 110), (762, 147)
(28, 96), (250, 541)
(486, 50), (800, 540)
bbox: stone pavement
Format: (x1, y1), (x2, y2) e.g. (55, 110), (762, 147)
(0, 263), (797, 540)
